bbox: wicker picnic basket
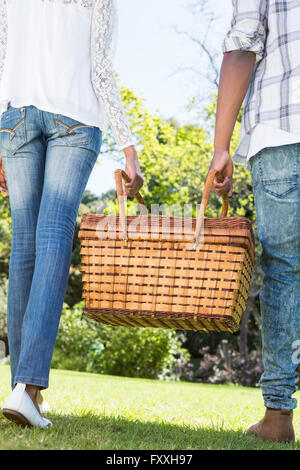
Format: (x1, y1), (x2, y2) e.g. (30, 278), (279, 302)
(78, 169), (255, 333)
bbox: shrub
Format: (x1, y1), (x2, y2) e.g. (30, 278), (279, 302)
(180, 340), (264, 387)
(52, 302), (190, 380)
(97, 327), (190, 380)
(51, 302), (103, 372)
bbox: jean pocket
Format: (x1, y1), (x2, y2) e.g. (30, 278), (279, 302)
(258, 145), (300, 198)
(54, 114), (94, 147)
(261, 176), (299, 198)
(0, 107), (26, 156)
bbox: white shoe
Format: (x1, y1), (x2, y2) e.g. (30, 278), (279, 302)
(2, 383), (53, 428)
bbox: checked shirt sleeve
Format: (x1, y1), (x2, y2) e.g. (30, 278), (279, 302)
(91, 0), (136, 151)
(0, 0), (8, 117)
(222, 0), (268, 64)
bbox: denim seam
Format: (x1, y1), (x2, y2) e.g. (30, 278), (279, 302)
(54, 115), (94, 146)
(261, 182), (299, 199)
(14, 375), (49, 386)
(0, 114), (26, 152)
(263, 397), (297, 411)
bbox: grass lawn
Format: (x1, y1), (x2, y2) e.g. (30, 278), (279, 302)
(0, 364), (299, 450)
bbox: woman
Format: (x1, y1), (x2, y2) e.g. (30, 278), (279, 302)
(0, 0), (143, 428)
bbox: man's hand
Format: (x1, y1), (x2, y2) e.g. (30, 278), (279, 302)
(0, 154), (8, 197)
(209, 149), (233, 197)
(123, 146), (144, 197)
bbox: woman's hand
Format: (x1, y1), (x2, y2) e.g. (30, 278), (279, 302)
(123, 146), (144, 197)
(0, 154), (9, 197)
(209, 149), (233, 197)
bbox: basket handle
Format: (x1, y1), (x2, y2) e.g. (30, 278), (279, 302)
(115, 168), (228, 242)
(115, 169), (148, 240)
(194, 169), (229, 243)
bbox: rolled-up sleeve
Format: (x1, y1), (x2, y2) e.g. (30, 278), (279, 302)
(222, 0), (267, 64)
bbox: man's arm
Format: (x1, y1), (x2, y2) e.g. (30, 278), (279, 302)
(210, 51), (256, 197)
(210, 0), (267, 196)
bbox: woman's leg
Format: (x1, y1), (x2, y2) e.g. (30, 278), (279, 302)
(249, 143), (300, 410)
(0, 106), (46, 390)
(14, 113), (102, 390)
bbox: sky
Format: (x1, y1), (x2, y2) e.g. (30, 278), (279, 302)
(86, 0), (232, 197)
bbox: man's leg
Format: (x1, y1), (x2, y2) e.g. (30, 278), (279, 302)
(250, 143), (300, 410)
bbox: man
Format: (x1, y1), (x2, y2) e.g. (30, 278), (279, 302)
(210, 0), (300, 443)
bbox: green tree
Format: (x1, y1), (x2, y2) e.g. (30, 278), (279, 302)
(96, 86), (255, 225)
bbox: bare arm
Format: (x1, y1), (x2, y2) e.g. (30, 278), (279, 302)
(0, 154), (8, 197)
(215, 51), (256, 152)
(210, 50), (256, 197)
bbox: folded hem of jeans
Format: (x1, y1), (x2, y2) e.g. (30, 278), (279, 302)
(14, 376), (49, 389)
(263, 399), (297, 411)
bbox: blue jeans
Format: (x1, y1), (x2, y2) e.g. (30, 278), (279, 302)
(249, 143), (300, 410)
(0, 104), (102, 390)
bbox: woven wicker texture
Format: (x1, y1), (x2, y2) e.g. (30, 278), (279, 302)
(78, 170), (255, 333)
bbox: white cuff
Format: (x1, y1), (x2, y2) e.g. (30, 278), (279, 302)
(222, 35), (264, 64)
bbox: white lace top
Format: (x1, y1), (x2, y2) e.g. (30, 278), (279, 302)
(0, 0), (135, 150)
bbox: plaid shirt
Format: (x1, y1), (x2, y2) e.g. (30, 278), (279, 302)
(223, 0), (300, 135)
